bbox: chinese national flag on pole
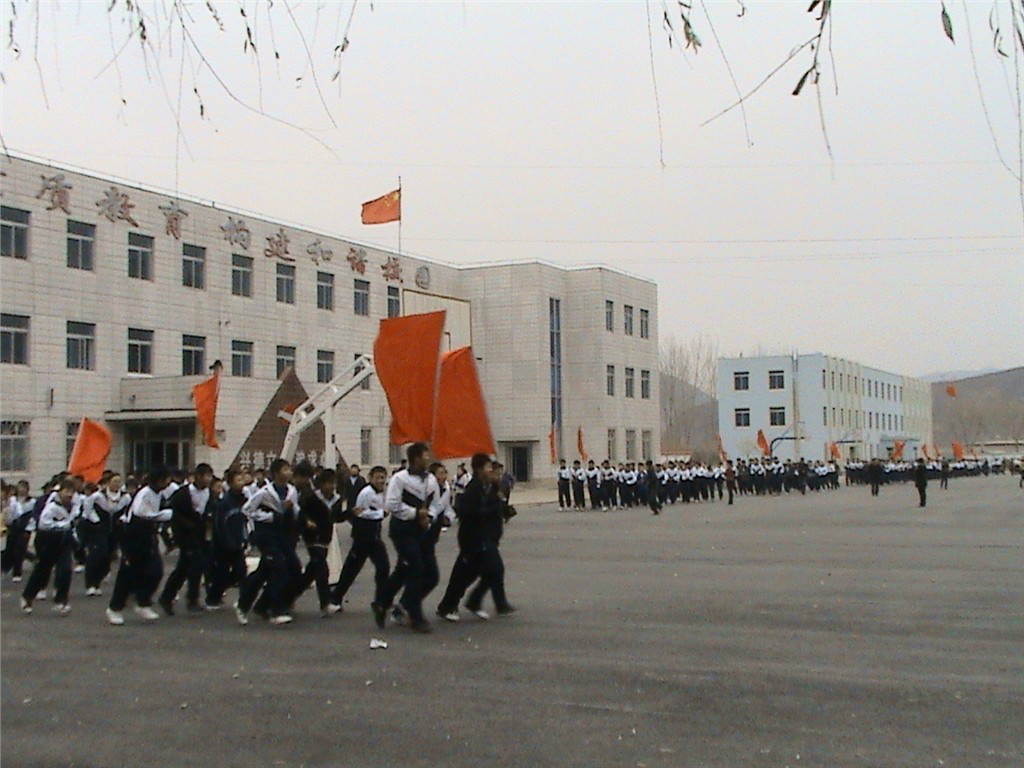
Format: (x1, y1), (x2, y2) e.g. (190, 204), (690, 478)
(192, 368), (221, 449)
(361, 189), (401, 225)
(756, 429), (771, 457)
(67, 418), (112, 484)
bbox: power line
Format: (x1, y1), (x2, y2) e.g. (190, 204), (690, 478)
(392, 236), (1022, 246)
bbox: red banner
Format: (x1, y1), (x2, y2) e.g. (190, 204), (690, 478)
(192, 369), (221, 449)
(67, 418), (112, 484)
(431, 347), (495, 460)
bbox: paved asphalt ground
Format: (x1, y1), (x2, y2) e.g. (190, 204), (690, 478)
(2, 478), (1022, 768)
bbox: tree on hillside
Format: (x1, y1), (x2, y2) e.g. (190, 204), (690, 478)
(660, 334), (718, 456)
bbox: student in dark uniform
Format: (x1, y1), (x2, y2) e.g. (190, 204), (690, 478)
(291, 468), (343, 617)
(585, 460), (602, 510)
(332, 466), (390, 614)
(205, 468), (249, 609)
(158, 463), (215, 615)
(464, 459), (515, 619)
(913, 458), (928, 507)
(725, 461), (737, 505)
(344, 464), (368, 515)
(940, 459), (950, 490)
(570, 461), (586, 510)
(21, 477), (79, 615)
(868, 458), (883, 496)
(556, 460), (572, 510)
(645, 461), (662, 516)
(81, 472), (130, 596)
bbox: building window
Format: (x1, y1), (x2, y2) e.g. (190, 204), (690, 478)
(734, 408), (751, 427)
(231, 340), (254, 378)
(360, 428), (372, 466)
(831, 407), (837, 426)
(276, 263), (296, 304)
(624, 367), (635, 398)
(317, 349), (335, 383)
(623, 305), (634, 336)
(840, 409), (845, 427)
(640, 309), (650, 339)
(276, 345), (296, 377)
(625, 429), (637, 461)
(67, 321), (96, 370)
(182, 334), (206, 375)
(1, 314), (29, 365)
(232, 254), (253, 297)
(67, 220), (95, 271)
(607, 428), (616, 462)
(128, 232), (154, 280)
(355, 353), (370, 389)
(868, 412), (873, 429)
(66, 422), (79, 464)
(549, 297), (563, 459)
(734, 371), (749, 391)
(0, 421), (29, 472)
(181, 244), (206, 289)
(127, 328), (153, 374)
(389, 442), (403, 466)
(351, 278), (370, 316)
(317, 271), (335, 311)
(606, 365), (615, 397)
(770, 407), (786, 426)
(769, 370), (785, 390)
(387, 286), (401, 318)
(1, 206), (30, 259)
(604, 300), (614, 332)
(822, 369), (826, 389)
(823, 406), (827, 426)
(640, 369), (651, 400)
(641, 430), (652, 461)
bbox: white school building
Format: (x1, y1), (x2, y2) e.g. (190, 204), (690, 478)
(716, 353), (933, 462)
(0, 153), (659, 486)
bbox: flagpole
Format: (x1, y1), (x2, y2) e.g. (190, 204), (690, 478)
(397, 175), (402, 255)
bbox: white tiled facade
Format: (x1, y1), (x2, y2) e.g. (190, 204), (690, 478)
(717, 353), (933, 461)
(0, 154), (658, 485)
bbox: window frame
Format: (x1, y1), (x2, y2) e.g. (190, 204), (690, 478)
(181, 334), (206, 376)
(0, 313), (29, 365)
(639, 308), (649, 339)
(605, 300), (614, 332)
(127, 232), (155, 281)
(0, 420), (30, 472)
(1, 206), (30, 260)
(768, 369), (785, 390)
(624, 366), (635, 398)
(66, 220), (96, 271)
(276, 263), (296, 305)
(354, 279), (370, 316)
(231, 340), (254, 378)
(623, 304), (634, 336)
(769, 406), (786, 427)
(606, 364), (615, 397)
(276, 345), (297, 378)
(733, 371), (750, 391)
(640, 369), (651, 400)
(231, 254), (254, 298)
(387, 285), (401, 318)
(182, 243), (206, 289)
(127, 327), (154, 374)
(66, 321), (96, 371)
(734, 408), (751, 428)
(316, 270), (335, 311)
(316, 349), (335, 383)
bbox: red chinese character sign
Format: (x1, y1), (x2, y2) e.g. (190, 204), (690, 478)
(264, 228), (293, 261)
(382, 256), (402, 282)
(159, 200), (189, 240)
(221, 217), (251, 250)
(95, 186), (138, 226)
(347, 247), (367, 274)
(37, 174), (72, 214)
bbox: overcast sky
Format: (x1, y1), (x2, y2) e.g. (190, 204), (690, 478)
(3, 1), (1022, 377)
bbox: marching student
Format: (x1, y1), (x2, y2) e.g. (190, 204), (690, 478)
(557, 460), (572, 510)
(2, 480), (35, 582)
(235, 458), (302, 626)
(422, 462), (455, 601)
(585, 460), (602, 510)
(292, 467), (343, 617)
(158, 464), (215, 616)
(463, 457), (515, 620)
(570, 460), (586, 510)
(436, 452), (491, 622)
(106, 467), (173, 625)
(244, 467), (267, 500)
(453, 462), (471, 502)
(332, 465), (391, 615)
(81, 472), (130, 596)
(343, 464), (367, 516)
(21, 477), (79, 615)
(377, 443), (434, 633)
(725, 461), (737, 505)
(622, 464), (639, 507)
(205, 468), (250, 609)
(645, 461), (662, 516)
(913, 458), (928, 507)
(601, 460), (619, 509)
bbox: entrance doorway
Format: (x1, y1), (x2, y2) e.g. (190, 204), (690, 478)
(126, 421), (194, 475)
(504, 443), (532, 483)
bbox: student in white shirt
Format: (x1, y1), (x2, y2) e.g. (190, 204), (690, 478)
(21, 478), (79, 615)
(3, 479), (35, 582)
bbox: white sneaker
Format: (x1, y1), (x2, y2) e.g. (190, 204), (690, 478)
(20, 597), (32, 614)
(86, 587), (102, 597)
(443, 610), (460, 623)
(36, 591), (47, 601)
(74, 564), (85, 573)
(269, 614), (293, 626)
(233, 601), (249, 626)
(106, 608), (125, 626)
(321, 603), (342, 617)
(134, 605), (160, 621)
(205, 602), (223, 611)
(54, 603), (71, 616)
(472, 609), (491, 621)
(11, 575), (22, 583)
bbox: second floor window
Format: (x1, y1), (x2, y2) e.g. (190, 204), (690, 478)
(1, 206), (29, 259)
(182, 334), (206, 375)
(640, 309), (650, 339)
(734, 371), (749, 390)
(1, 314), (29, 365)
(232, 340), (254, 378)
(67, 321), (96, 370)
(606, 364), (615, 396)
(624, 305), (634, 335)
(276, 263), (296, 304)
(625, 367), (635, 398)
(182, 244), (206, 289)
(734, 408), (750, 427)
(67, 221), (95, 271)
(317, 271), (335, 310)
(128, 232), (154, 280)
(277, 345), (297, 377)
(354, 279), (370, 316)
(127, 328), (154, 374)
(387, 286), (401, 318)
(640, 369), (651, 399)
(317, 350), (335, 383)
(232, 255), (253, 297)
(605, 300), (614, 331)
(770, 406), (786, 426)
(768, 370), (785, 390)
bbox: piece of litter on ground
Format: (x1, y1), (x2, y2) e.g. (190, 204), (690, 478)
(22, 698), (31, 704)
(370, 638), (388, 650)
(180, 703), (188, 709)
(232, 673), (239, 679)
(365, 680), (373, 686)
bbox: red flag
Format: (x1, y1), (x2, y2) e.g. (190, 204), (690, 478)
(373, 311), (446, 445)
(923, 444), (932, 461)
(970, 447), (979, 459)
(952, 441), (965, 460)
(829, 442), (842, 460)
(577, 427), (589, 462)
(934, 443), (942, 457)
(756, 429), (771, 457)
(431, 347), (495, 460)
(67, 418), (112, 484)
(717, 434), (728, 462)
(945, 384), (958, 397)
(891, 439), (906, 460)
(549, 425), (557, 464)
(192, 369), (220, 449)
(361, 188), (401, 225)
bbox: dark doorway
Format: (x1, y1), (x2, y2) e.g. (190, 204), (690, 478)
(509, 445), (531, 483)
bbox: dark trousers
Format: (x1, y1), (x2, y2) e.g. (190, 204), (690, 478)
(293, 544), (332, 609)
(160, 542), (208, 607)
(437, 551), (476, 614)
(388, 534), (442, 604)
(917, 484), (927, 507)
(110, 524), (163, 611)
(940, 475), (949, 489)
(605, 482), (618, 507)
(2, 521), (30, 577)
(571, 482), (585, 508)
(82, 524), (112, 589)
(380, 518), (426, 623)
(465, 541), (510, 612)
(557, 480), (571, 508)
(238, 525), (302, 616)
(870, 480), (880, 496)
(727, 480), (736, 505)
(23, 530), (74, 604)
(332, 536), (390, 605)
(587, 482), (601, 509)
(206, 546), (246, 606)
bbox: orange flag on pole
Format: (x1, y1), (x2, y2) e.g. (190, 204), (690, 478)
(549, 425), (557, 464)
(431, 347), (495, 460)
(67, 418), (112, 484)
(952, 441), (965, 460)
(577, 427), (589, 462)
(922, 444), (932, 461)
(945, 384), (958, 397)
(756, 429), (771, 457)
(891, 439), (906, 460)
(373, 311), (446, 445)
(192, 368), (221, 449)
(829, 442), (842, 460)
(361, 188), (401, 225)
(717, 434), (728, 462)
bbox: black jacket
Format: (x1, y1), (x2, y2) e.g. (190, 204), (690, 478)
(300, 491), (339, 547)
(213, 489), (248, 552)
(344, 475), (368, 512)
(913, 464), (928, 487)
(169, 486), (209, 548)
